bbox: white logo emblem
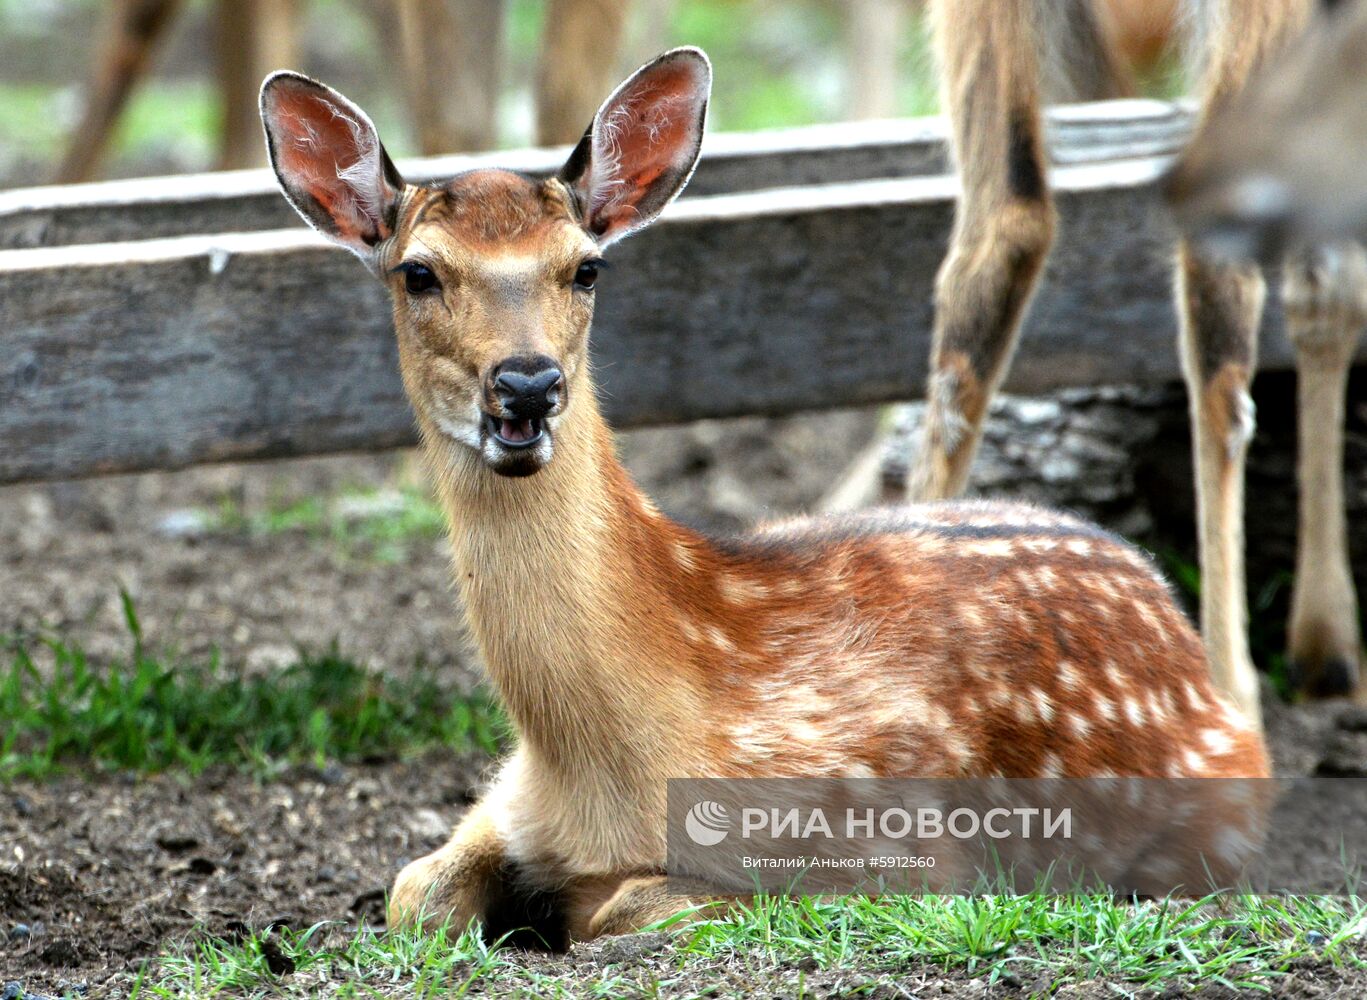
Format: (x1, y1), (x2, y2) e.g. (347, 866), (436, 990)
(685, 800), (731, 845)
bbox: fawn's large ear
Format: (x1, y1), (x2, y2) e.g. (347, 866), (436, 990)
(557, 47), (711, 247)
(259, 71), (405, 267)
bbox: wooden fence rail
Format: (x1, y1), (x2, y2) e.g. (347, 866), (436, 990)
(0, 100), (1190, 248)
(1, 100), (1341, 486)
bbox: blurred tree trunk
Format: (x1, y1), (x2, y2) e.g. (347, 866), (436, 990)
(55, 0), (184, 184)
(392, 0), (505, 155)
(844, 0), (906, 120)
(217, 0), (303, 170)
(536, 0), (633, 146)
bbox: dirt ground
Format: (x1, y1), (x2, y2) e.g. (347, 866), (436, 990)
(4, 408), (1367, 996)
(2, 696), (1365, 996)
(0, 410), (879, 683)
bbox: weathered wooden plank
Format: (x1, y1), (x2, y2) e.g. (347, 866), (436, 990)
(0, 99), (1191, 249)
(1, 149), (1325, 486)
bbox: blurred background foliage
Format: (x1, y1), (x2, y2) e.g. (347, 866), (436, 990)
(0, 0), (943, 188)
(0, 0), (1186, 190)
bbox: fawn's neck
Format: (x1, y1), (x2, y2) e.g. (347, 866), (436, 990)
(424, 391), (710, 777)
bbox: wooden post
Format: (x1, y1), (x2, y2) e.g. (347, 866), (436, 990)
(536, 0), (633, 146)
(217, 0), (303, 170)
(394, 0), (505, 154)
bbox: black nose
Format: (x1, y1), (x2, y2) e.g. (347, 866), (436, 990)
(493, 364), (563, 420)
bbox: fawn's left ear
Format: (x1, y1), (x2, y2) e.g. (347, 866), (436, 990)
(558, 47), (711, 247)
(259, 71), (405, 268)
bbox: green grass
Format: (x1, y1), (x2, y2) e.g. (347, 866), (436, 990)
(0, 595), (502, 780)
(202, 484), (447, 563)
(136, 892), (1367, 998)
(0, 80), (218, 173)
(685, 892), (1365, 988)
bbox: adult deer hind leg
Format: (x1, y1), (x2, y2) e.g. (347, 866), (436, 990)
(1177, 0), (1319, 723)
(909, 0), (1131, 499)
(1283, 245), (1367, 698)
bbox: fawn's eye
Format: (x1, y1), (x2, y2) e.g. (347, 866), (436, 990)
(400, 263), (440, 295)
(573, 260), (602, 290)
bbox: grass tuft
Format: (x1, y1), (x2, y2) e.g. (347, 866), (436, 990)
(206, 485), (448, 563)
(0, 611), (503, 781)
(137, 892), (1367, 998)
(680, 892), (1367, 988)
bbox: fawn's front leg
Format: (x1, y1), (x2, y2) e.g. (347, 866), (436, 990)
(388, 798), (571, 951)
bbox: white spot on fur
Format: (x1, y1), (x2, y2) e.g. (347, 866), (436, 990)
(1201, 728), (1234, 755)
(672, 540), (698, 573)
(965, 539), (1017, 559)
(1032, 688), (1056, 724)
(1124, 696), (1147, 728)
(1067, 712), (1092, 739)
(958, 601), (986, 632)
(720, 575), (770, 604)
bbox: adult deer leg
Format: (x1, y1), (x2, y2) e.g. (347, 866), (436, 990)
(909, 0), (1128, 499)
(1176, 247), (1265, 721)
(1283, 245), (1367, 697)
(1177, 0), (1316, 724)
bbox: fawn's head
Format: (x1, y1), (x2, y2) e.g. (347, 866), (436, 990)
(260, 49), (710, 477)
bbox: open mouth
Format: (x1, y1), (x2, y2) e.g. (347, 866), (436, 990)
(484, 413), (545, 449)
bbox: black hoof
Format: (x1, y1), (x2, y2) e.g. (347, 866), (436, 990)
(1289, 656), (1358, 698)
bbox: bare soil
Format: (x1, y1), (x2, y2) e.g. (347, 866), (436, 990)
(0, 410), (878, 681)
(1, 756), (482, 993)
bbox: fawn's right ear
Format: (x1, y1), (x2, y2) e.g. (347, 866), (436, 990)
(259, 71), (405, 268)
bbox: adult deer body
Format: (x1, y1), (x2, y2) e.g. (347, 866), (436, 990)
(912, 0), (1367, 725)
(261, 50), (1267, 947)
